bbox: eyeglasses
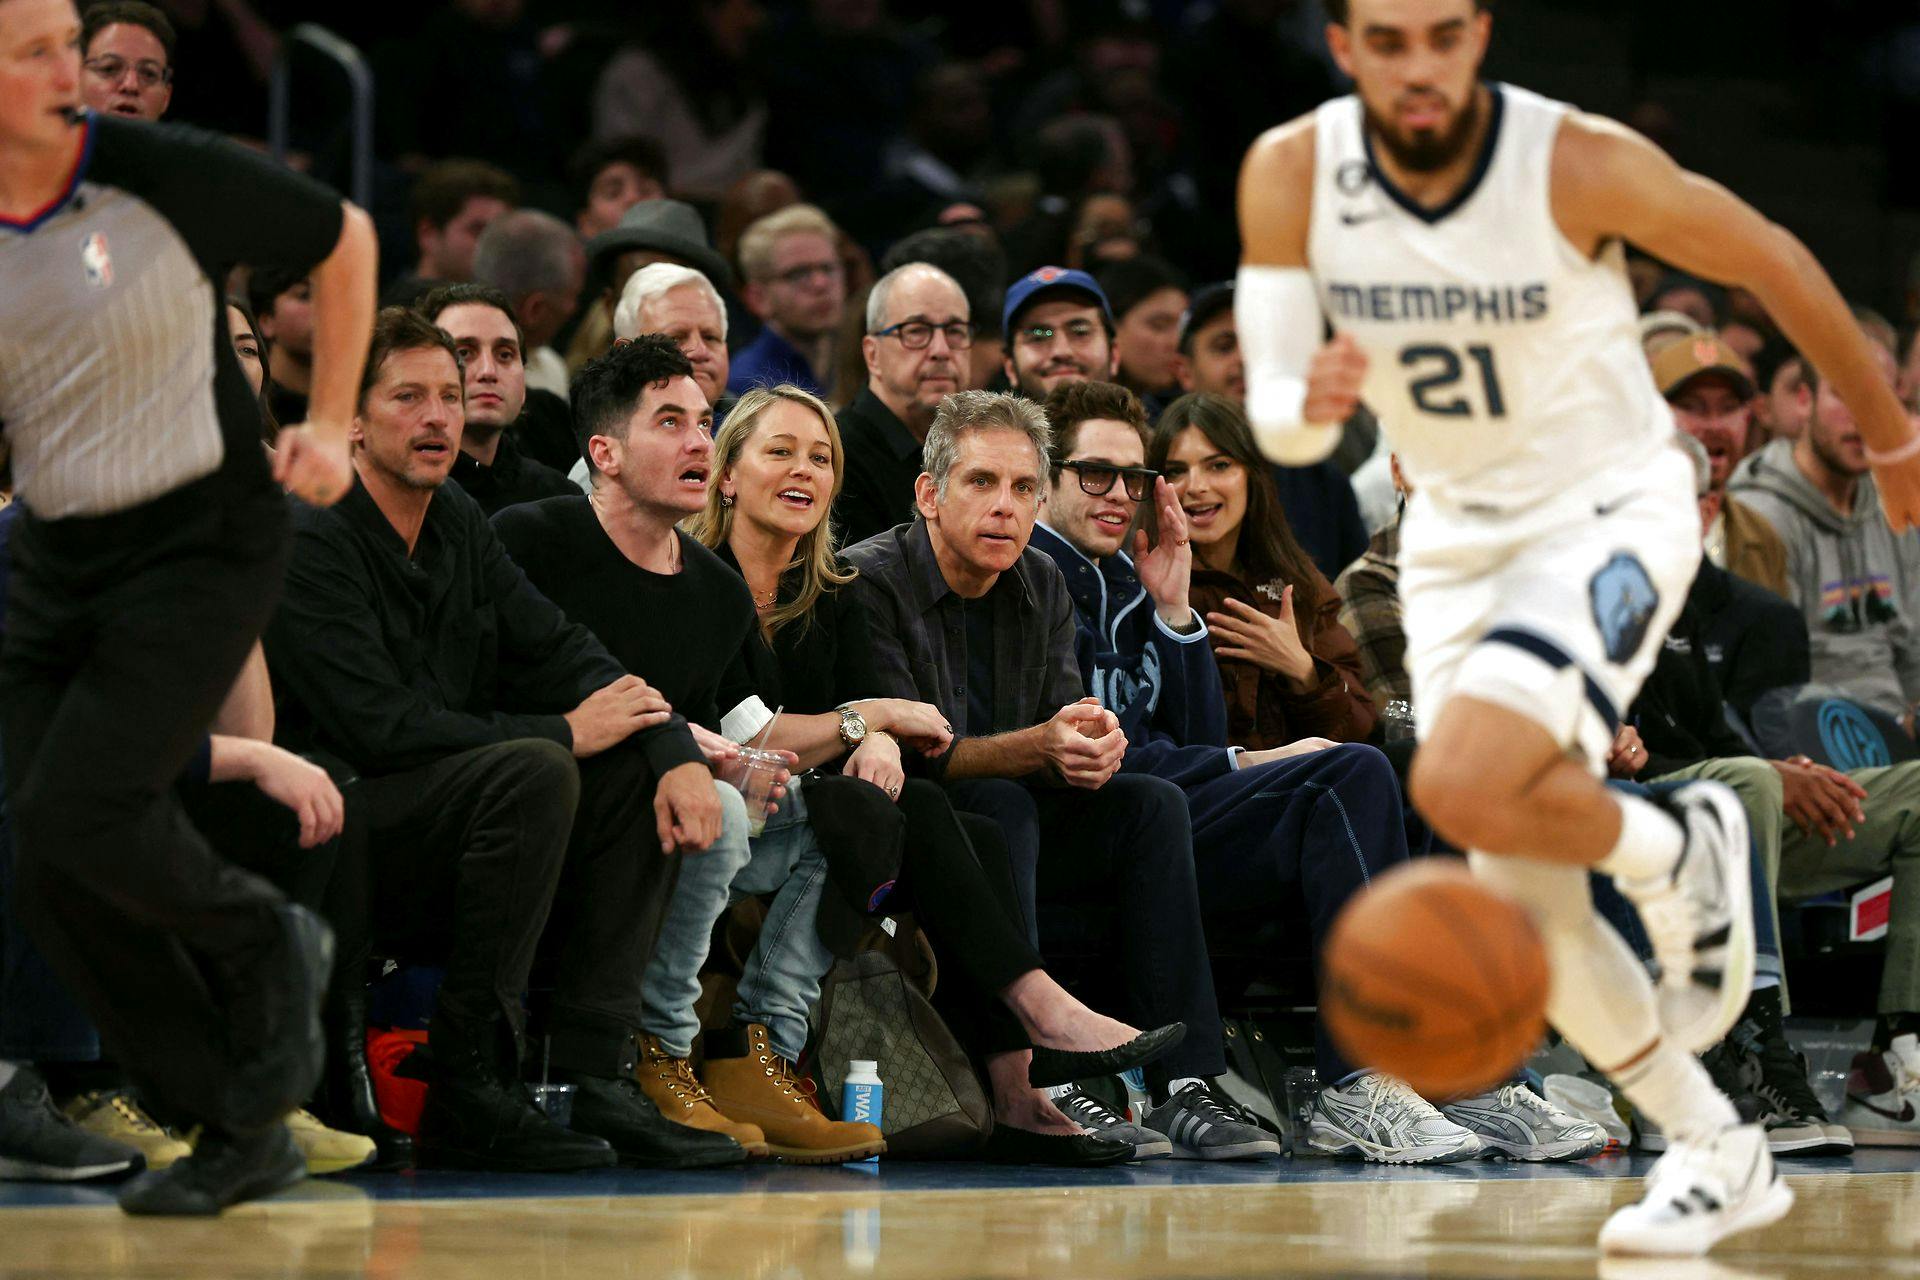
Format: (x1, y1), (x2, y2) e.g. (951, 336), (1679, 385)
(772, 261), (842, 288)
(870, 319), (974, 351)
(1015, 319), (1103, 349)
(1059, 461), (1157, 501)
(83, 56), (170, 88)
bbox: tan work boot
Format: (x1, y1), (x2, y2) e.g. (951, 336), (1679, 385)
(633, 1033), (770, 1158)
(63, 1090), (192, 1170)
(702, 1024), (885, 1165)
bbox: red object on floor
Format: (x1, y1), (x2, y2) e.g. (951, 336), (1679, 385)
(367, 1027), (431, 1136)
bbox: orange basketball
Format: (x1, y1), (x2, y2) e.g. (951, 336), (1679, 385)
(1321, 859), (1550, 1100)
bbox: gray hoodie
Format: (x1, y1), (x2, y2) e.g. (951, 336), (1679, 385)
(1727, 436), (1920, 720)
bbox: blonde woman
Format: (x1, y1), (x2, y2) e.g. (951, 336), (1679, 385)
(687, 385), (1184, 1166)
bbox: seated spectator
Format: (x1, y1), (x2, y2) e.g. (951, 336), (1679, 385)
(833, 263), (971, 547)
(1648, 272), (1724, 329)
(493, 344), (883, 1163)
(1336, 454), (1412, 713)
(1031, 382), (1554, 1161)
(1094, 256), (1187, 415)
(79, 1), (172, 121)
(225, 297), (277, 443)
(877, 226), (1008, 393)
(855, 61), (996, 253)
(1149, 393), (1377, 750)
(568, 136), (669, 241)
(381, 160), (520, 309)
(1752, 341), (1811, 452)
(1653, 334), (1789, 597)
(574, 199), (735, 382)
(1002, 267), (1119, 401)
(593, 9), (767, 202)
(844, 390), (1267, 1161)
(1171, 282), (1243, 404)
(264, 309), (745, 1174)
(729, 205), (847, 399)
(472, 211), (586, 404)
(249, 265), (314, 428)
(416, 284), (576, 516)
(1729, 341), (1920, 724)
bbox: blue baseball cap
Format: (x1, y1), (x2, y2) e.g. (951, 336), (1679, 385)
(1001, 266), (1115, 340)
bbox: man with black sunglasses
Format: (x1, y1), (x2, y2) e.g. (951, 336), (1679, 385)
(834, 261), (974, 547)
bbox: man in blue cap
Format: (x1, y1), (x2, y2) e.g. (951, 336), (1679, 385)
(1003, 267), (1120, 401)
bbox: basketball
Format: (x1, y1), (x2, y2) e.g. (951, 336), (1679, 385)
(1321, 860), (1550, 1100)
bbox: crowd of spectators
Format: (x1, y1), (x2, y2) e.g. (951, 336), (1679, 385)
(4, 0), (1920, 1197)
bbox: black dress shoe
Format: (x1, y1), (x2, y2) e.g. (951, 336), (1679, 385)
(418, 1019), (615, 1173)
(554, 1072), (747, 1170)
(1027, 1023), (1187, 1089)
(119, 1124), (305, 1216)
(978, 1125), (1133, 1167)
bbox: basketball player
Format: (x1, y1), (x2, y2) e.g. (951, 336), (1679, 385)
(1237, 0), (1920, 1257)
(0, 0), (373, 1213)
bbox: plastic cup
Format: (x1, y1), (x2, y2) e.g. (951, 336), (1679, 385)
(731, 747), (785, 837)
(530, 1082), (575, 1128)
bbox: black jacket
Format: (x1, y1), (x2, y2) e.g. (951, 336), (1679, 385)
(834, 390), (924, 549)
(449, 431), (578, 517)
(265, 477), (701, 778)
(1693, 560), (1811, 720)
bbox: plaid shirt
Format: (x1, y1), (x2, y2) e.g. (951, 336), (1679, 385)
(1335, 519), (1412, 710)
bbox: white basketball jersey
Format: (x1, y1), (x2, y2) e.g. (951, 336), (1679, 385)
(1306, 84), (1674, 510)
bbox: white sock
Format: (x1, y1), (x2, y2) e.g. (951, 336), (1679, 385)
(0, 1060), (15, 1091)
(1614, 1041), (1740, 1143)
(1161, 1076), (1205, 1103)
(1042, 1083), (1075, 1100)
(1596, 792), (1684, 886)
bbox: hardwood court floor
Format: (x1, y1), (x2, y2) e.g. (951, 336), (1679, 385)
(2, 1151), (1916, 1279)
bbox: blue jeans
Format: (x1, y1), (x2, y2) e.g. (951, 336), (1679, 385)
(640, 779), (835, 1063)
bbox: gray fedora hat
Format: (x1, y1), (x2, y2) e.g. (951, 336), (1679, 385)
(584, 198), (733, 290)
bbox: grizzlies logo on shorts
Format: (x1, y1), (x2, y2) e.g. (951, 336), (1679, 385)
(1589, 553), (1659, 665)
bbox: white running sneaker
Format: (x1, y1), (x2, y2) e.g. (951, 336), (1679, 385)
(1600, 1124), (1793, 1256)
(1616, 783), (1754, 1054)
(1838, 1034), (1920, 1147)
(1305, 1072), (1482, 1164)
(1441, 1082), (1608, 1161)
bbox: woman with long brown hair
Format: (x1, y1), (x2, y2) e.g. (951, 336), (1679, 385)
(1147, 392), (1377, 748)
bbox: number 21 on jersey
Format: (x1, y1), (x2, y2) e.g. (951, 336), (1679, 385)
(1401, 343), (1508, 418)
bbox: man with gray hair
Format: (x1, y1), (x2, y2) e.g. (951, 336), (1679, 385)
(844, 391), (1252, 1162)
(473, 209), (587, 403)
(834, 262), (973, 547)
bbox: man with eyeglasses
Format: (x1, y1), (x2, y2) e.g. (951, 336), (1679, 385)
(79, 1), (171, 121)
(833, 261), (972, 547)
(1024, 381), (1527, 1164)
(727, 204), (846, 400)
(1002, 267), (1120, 401)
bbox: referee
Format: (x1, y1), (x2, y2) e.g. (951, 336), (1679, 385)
(0, 0), (374, 1214)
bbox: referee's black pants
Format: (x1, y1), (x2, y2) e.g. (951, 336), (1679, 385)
(0, 472), (296, 1133)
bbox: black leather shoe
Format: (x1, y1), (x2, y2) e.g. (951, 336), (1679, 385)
(1027, 1023), (1186, 1089)
(978, 1124), (1133, 1167)
(119, 1124), (305, 1216)
(217, 904), (334, 1132)
(418, 1017), (615, 1173)
(554, 1071), (747, 1170)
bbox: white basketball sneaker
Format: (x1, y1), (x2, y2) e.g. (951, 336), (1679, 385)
(1600, 1124), (1793, 1256)
(1305, 1072), (1482, 1164)
(1616, 783), (1755, 1054)
(1440, 1082), (1608, 1161)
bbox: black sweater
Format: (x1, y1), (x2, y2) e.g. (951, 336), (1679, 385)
(713, 543), (885, 719)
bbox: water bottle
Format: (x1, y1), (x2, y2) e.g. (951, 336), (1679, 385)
(842, 1059), (884, 1163)
(1383, 699), (1416, 744)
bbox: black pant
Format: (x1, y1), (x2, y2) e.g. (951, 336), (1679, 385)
(948, 775), (1227, 1085)
(353, 736), (681, 1073)
(884, 781), (1042, 1059)
(1, 474), (295, 1131)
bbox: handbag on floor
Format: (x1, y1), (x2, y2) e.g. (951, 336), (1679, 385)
(810, 948), (992, 1158)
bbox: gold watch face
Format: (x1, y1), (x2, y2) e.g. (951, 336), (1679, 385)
(843, 710), (867, 742)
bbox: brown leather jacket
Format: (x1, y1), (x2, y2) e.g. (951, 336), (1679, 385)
(1190, 561), (1378, 750)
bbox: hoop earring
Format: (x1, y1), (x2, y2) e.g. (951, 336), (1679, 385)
(720, 493), (735, 508)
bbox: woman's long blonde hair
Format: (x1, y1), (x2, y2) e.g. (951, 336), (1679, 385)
(685, 384), (856, 639)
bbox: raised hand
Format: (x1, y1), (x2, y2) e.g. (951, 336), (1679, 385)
(1206, 590), (1315, 682)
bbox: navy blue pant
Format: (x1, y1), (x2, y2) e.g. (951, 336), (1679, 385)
(1185, 744), (1412, 1079)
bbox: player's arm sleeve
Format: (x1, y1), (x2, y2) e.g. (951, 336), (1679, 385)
(1235, 266), (1342, 466)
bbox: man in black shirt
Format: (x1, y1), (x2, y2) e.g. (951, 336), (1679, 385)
(265, 311), (745, 1175)
(417, 283), (576, 516)
(0, 3), (374, 1214)
(834, 263), (972, 548)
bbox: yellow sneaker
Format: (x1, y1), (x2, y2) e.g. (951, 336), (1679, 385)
(284, 1109), (376, 1176)
(62, 1090), (193, 1170)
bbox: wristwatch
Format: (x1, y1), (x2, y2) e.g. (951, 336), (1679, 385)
(837, 706), (869, 748)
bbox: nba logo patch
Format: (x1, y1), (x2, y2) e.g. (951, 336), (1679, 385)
(80, 232), (113, 289)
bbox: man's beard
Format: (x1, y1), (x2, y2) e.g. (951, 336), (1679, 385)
(1365, 90), (1481, 174)
(1810, 428), (1867, 479)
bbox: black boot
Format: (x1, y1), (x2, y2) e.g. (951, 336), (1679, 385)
(547, 1026), (745, 1170)
(118, 1123), (305, 1216)
(319, 956), (414, 1171)
(417, 1014), (615, 1173)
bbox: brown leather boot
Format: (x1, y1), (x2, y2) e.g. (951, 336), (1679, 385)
(702, 1024), (886, 1165)
(632, 1034), (770, 1158)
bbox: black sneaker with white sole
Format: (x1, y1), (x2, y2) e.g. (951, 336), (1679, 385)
(0, 1066), (144, 1182)
(1053, 1086), (1171, 1160)
(1144, 1082), (1283, 1161)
